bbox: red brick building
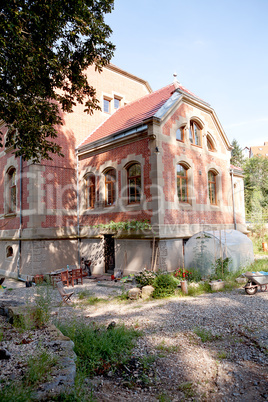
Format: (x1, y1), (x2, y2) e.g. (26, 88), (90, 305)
(0, 66), (246, 279)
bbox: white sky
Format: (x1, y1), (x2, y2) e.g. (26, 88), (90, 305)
(105, 0), (268, 149)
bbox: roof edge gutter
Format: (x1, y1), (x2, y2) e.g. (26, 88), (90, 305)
(77, 124), (148, 157)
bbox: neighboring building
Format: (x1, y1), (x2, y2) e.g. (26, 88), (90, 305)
(249, 142), (268, 158)
(242, 146), (250, 159)
(0, 68), (246, 279)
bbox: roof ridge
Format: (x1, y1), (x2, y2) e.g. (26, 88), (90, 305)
(121, 82), (175, 109)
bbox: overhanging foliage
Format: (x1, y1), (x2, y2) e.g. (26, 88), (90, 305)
(0, 0), (115, 162)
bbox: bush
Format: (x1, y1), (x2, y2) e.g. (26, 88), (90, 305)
(152, 273), (179, 298)
(135, 269), (157, 287)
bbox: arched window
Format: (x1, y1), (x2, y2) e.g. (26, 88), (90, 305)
(85, 174), (95, 209)
(207, 136), (215, 151)
(176, 127), (185, 142)
(177, 164), (188, 202)
(189, 121), (202, 146)
(6, 246), (13, 258)
(127, 163), (141, 204)
(7, 167), (16, 213)
(105, 168), (116, 206)
(208, 171), (217, 205)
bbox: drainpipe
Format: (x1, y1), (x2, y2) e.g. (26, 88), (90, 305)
(76, 152), (81, 265)
(231, 169), (237, 230)
(17, 156), (22, 278)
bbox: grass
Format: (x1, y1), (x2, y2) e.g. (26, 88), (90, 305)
(156, 340), (180, 354)
(77, 290), (109, 305)
(177, 382), (195, 398)
(217, 351), (228, 360)
(0, 349), (58, 401)
(193, 327), (221, 343)
(56, 320), (141, 377)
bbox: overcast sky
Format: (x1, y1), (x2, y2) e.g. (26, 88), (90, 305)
(105, 0), (268, 149)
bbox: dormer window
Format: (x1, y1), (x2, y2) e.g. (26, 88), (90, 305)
(114, 97), (121, 110)
(103, 98), (111, 113)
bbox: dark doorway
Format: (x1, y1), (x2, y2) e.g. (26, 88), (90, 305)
(104, 235), (115, 273)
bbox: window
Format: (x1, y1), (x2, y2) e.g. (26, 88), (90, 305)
(189, 121), (202, 146)
(103, 98), (110, 113)
(114, 97), (120, 110)
(85, 174), (95, 209)
(208, 171), (217, 205)
(177, 164), (188, 202)
(176, 127), (185, 142)
(207, 136), (214, 151)
(105, 168), (116, 206)
(7, 167), (16, 213)
(127, 163), (141, 203)
(6, 246), (13, 258)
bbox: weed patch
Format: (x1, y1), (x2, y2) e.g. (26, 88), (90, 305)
(56, 320), (141, 377)
(193, 327), (221, 342)
(156, 340), (180, 354)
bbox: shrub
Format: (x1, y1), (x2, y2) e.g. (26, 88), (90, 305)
(152, 273), (179, 298)
(135, 269), (157, 287)
(212, 257), (231, 280)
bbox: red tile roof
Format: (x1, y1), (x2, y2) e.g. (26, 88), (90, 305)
(230, 164), (243, 171)
(80, 82), (202, 147)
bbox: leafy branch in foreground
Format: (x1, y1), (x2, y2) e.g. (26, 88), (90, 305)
(0, 0), (115, 162)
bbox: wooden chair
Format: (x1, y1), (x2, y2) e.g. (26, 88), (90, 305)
(61, 270), (71, 287)
(56, 282), (73, 304)
(71, 268), (83, 287)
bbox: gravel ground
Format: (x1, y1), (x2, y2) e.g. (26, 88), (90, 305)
(0, 277), (267, 401)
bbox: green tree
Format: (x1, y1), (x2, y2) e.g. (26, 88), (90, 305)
(0, 0), (115, 162)
(230, 139), (244, 167)
(243, 156), (268, 221)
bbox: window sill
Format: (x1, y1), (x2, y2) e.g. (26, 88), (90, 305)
(209, 203), (219, 208)
(190, 144), (202, 149)
(4, 213), (17, 218)
(178, 202), (192, 209)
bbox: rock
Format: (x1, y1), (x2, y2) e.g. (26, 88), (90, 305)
(107, 321), (116, 330)
(128, 288), (141, 300)
(141, 285), (154, 299)
(0, 348), (11, 360)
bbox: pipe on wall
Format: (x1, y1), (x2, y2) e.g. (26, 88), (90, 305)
(231, 169), (237, 230)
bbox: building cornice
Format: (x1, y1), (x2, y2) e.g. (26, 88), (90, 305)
(105, 64), (152, 93)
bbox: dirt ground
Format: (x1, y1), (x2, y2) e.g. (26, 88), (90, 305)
(0, 278), (268, 401)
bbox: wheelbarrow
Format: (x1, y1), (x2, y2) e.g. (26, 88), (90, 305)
(243, 271), (268, 295)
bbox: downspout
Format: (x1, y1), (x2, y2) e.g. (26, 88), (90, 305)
(231, 169), (237, 230)
(76, 152), (80, 265)
(17, 156), (22, 278)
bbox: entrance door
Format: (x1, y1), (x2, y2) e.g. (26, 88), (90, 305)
(104, 235), (115, 273)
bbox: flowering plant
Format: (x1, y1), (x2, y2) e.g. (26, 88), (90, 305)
(173, 268), (192, 281)
(135, 268), (157, 287)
